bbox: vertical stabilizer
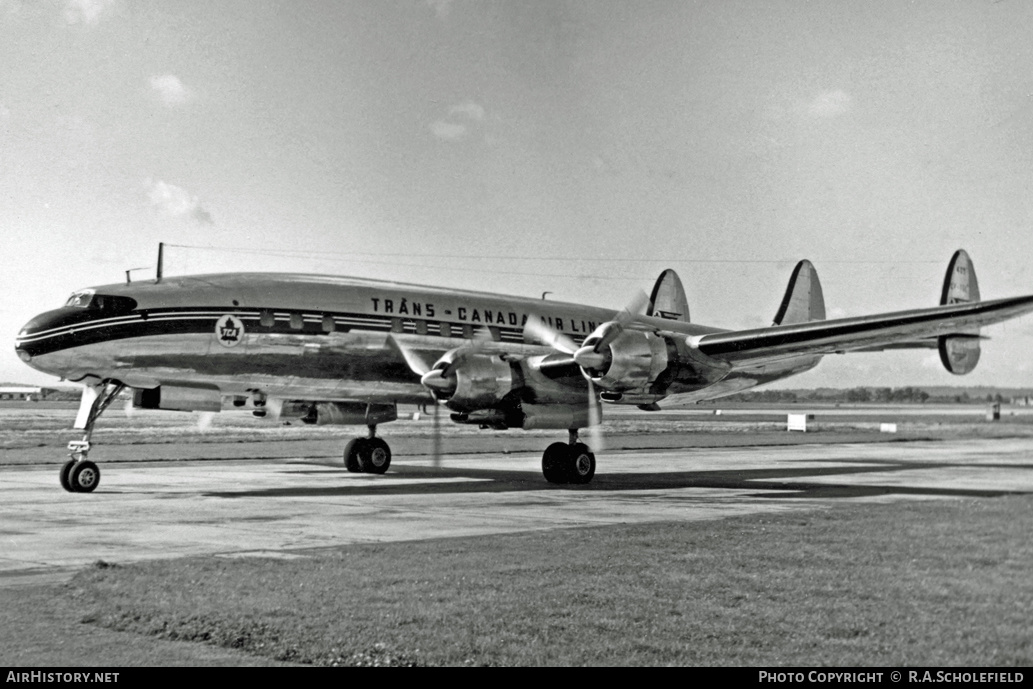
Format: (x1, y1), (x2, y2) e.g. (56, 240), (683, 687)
(773, 260), (826, 325)
(646, 269), (690, 322)
(938, 249), (981, 374)
(940, 249), (980, 305)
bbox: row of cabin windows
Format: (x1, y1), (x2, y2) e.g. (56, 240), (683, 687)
(257, 310), (500, 341)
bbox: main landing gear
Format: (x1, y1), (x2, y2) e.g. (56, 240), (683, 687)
(61, 380), (125, 493)
(343, 425), (392, 474)
(541, 429), (596, 485)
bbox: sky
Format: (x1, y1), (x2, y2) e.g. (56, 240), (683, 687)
(2, 0), (1033, 389)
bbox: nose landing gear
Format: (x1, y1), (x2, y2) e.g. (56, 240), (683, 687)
(61, 380), (124, 493)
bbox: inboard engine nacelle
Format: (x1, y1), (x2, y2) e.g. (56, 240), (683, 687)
(582, 328), (669, 393)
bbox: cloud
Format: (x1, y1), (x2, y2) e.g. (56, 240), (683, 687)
(145, 178), (213, 225)
(63, 0), (115, 26)
(807, 90), (852, 118)
(763, 90), (854, 124)
(426, 0), (454, 18)
(149, 74), (192, 106)
(429, 100), (486, 141)
(429, 120), (467, 140)
(449, 101), (485, 122)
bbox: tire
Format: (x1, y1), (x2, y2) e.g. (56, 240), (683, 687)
(59, 460), (76, 492)
(343, 438), (363, 473)
(542, 442), (570, 484)
(69, 460), (101, 493)
(358, 437), (391, 474)
(567, 443), (596, 485)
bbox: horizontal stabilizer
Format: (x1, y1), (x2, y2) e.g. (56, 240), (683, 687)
(694, 294), (1033, 367)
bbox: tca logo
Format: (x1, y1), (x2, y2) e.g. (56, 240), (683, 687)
(215, 315), (245, 348)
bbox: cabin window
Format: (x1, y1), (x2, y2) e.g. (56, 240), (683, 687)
(439, 322), (451, 338)
(289, 313), (304, 330)
(322, 315), (335, 333)
(391, 318), (404, 333)
(415, 320), (428, 336)
(462, 324), (474, 339)
(259, 310), (275, 327)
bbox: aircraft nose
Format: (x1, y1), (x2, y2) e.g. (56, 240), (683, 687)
(15, 312), (51, 364)
(15, 307), (85, 362)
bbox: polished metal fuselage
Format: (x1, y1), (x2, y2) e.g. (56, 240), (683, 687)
(15, 273), (820, 408)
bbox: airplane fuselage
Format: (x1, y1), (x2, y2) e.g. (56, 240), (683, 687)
(18, 273), (804, 412)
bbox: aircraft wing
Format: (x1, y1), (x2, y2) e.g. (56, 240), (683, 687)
(687, 294), (1033, 368)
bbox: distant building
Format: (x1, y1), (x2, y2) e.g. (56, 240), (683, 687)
(1012, 396), (1032, 406)
(0, 386), (43, 401)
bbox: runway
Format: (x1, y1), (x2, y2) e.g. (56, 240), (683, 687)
(2, 437), (1032, 587)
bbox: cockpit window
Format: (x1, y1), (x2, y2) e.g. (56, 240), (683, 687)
(64, 290), (137, 313)
(65, 290), (95, 308)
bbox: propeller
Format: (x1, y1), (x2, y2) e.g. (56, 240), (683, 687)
(389, 332), (482, 469)
(523, 291), (653, 451)
(576, 290), (652, 369)
(527, 290), (652, 375)
(523, 316), (577, 356)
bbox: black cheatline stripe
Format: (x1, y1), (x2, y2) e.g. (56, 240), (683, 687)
(18, 305), (585, 356)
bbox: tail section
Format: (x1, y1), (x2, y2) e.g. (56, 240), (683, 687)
(647, 269), (690, 322)
(773, 260), (826, 325)
(938, 249), (981, 374)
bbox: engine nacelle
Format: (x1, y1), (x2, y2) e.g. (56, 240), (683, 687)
(423, 349), (517, 412)
(133, 384), (222, 413)
(585, 329), (669, 393)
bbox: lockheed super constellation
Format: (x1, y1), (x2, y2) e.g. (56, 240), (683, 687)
(15, 249), (1033, 493)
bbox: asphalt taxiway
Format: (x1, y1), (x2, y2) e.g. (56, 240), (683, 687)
(2, 437), (1032, 586)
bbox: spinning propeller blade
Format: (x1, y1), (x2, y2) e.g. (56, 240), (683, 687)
(390, 333), (449, 467)
(523, 316), (577, 355)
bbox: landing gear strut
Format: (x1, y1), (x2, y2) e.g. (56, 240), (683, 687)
(542, 428), (596, 485)
(62, 380), (125, 493)
(343, 424), (392, 474)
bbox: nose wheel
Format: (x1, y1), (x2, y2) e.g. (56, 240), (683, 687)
(61, 457), (101, 493)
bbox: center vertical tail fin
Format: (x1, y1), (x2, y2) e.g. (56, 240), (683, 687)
(647, 269), (690, 322)
(773, 260), (826, 325)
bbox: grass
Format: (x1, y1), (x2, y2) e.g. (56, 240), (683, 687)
(50, 495), (1033, 666)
